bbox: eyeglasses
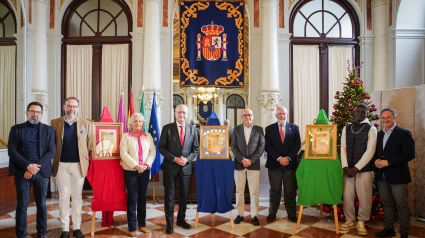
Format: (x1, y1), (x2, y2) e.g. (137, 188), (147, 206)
(66, 105), (79, 109)
(381, 116), (394, 120)
(242, 114), (253, 118)
(28, 110), (42, 115)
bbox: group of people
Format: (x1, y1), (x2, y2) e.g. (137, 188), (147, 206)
(8, 99), (415, 238)
(340, 104), (415, 238)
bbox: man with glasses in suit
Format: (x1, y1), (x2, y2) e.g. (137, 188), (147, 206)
(374, 108), (415, 238)
(231, 109), (265, 226)
(8, 101), (56, 238)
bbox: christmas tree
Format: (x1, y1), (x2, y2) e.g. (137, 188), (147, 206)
(324, 61), (384, 222)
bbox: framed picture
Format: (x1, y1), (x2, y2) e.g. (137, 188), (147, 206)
(200, 125), (229, 159)
(304, 124), (337, 160)
(93, 122), (123, 160)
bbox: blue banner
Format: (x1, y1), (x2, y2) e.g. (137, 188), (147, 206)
(180, 1), (244, 88)
(197, 100), (214, 125)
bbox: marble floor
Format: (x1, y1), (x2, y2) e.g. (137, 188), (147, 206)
(0, 193), (424, 237)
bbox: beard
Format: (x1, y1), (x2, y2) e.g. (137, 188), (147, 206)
(28, 119), (39, 124)
(278, 119), (286, 124)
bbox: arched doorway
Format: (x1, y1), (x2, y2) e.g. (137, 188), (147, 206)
(226, 94), (245, 127)
(289, 0), (360, 139)
(61, 0), (133, 121)
(0, 0), (16, 147)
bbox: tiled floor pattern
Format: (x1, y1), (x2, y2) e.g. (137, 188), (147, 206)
(0, 194), (424, 237)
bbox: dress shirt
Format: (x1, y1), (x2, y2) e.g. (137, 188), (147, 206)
(243, 124), (253, 145)
(383, 123), (396, 149)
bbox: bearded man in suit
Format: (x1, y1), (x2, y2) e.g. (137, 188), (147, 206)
(231, 108), (265, 226)
(374, 108), (415, 238)
(265, 106), (301, 223)
(159, 104), (199, 234)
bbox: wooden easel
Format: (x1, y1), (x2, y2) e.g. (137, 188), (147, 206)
(91, 212), (96, 236)
(296, 204), (339, 234)
(193, 210), (235, 229)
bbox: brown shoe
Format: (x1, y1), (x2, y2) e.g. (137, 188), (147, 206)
(139, 227), (148, 233)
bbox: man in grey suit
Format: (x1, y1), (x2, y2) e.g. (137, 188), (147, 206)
(159, 104), (199, 234)
(231, 109), (265, 226)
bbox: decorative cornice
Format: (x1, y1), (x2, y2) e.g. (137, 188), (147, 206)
(394, 29), (425, 39)
(278, 33), (292, 43)
(130, 32), (144, 42)
(372, 0), (388, 8)
(257, 90), (282, 112)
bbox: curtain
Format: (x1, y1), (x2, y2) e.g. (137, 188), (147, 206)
(101, 44), (129, 122)
(66, 45), (93, 120)
(328, 46), (353, 115)
(0, 46), (16, 145)
(293, 45), (320, 142)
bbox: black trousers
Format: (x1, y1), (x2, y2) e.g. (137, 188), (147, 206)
(163, 169), (191, 227)
(268, 167), (297, 218)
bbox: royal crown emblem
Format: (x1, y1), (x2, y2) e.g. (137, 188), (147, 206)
(196, 21), (228, 61)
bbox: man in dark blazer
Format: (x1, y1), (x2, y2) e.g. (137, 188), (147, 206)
(159, 104), (199, 234)
(374, 108), (415, 238)
(8, 101), (56, 238)
(265, 107), (301, 223)
(231, 109), (265, 226)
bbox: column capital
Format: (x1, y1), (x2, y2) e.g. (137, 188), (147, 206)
(141, 89), (163, 110)
(358, 35), (375, 45)
(33, 0), (49, 6)
(32, 91), (49, 111)
(257, 90), (282, 112)
(372, 0), (388, 8)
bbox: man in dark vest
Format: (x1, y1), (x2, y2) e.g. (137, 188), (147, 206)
(339, 103), (377, 236)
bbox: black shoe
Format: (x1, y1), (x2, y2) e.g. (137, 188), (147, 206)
(165, 226), (174, 234)
(234, 215), (244, 224)
(288, 216), (297, 223)
(375, 228), (396, 237)
(267, 214), (276, 222)
(176, 220), (192, 229)
(38, 235), (48, 238)
(252, 216), (259, 226)
(72, 229), (84, 238)
(60, 232), (69, 238)
(400, 233), (409, 238)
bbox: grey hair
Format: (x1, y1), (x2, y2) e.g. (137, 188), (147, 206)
(381, 108), (397, 117)
(128, 113), (145, 131)
(224, 119), (230, 125)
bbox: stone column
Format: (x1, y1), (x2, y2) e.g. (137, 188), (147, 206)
(359, 35), (374, 91)
(372, 0), (388, 90)
(32, 0), (49, 122)
(142, 0), (162, 123)
(257, 0), (282, 128)
(186, 92), (194, 122)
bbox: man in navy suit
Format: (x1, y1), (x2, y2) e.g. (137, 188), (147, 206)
(8, 101), (56, 238)
(159, 104), (199, 234)
(374, 108), (415, 238)
(265, 106), (301, 223)
(231, 108), (265, 226)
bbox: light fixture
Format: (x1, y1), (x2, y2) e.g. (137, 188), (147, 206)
(192, 87), (218, 104)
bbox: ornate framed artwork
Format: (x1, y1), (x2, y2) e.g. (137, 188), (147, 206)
(200, 125), (229, 159)
(304, 124), (337, 160)
(93, 122), (123, 160)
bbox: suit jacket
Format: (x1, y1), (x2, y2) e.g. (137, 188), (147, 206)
(8, 122), (56, 177)
(265, 122), (301, 170)
(159, 122), (199, 176)
(373, 125), (415, 184)
(51, 117), (94, 177)
(231, 124), (265, 170)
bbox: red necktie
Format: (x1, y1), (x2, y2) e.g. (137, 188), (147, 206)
(179, 126), (185, 146)
(280, 124), (285, 143)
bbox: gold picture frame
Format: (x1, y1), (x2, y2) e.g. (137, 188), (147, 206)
(93, 122), (123, 160)
(200, 125), (229, 159)
(304, 124), (337, 160)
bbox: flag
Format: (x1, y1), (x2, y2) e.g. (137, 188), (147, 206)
(100, 107), (113, 122)
(140, 92), (148, 132)
(127, 92), (135, 126)
(149, 92), (162, 178)
(117, 92), (127, 133)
